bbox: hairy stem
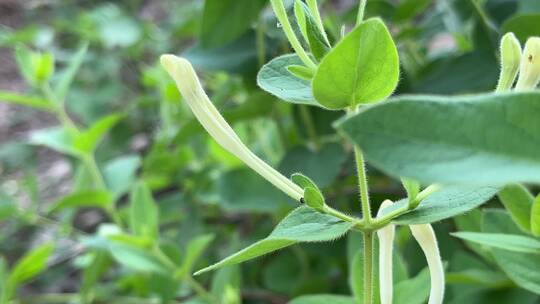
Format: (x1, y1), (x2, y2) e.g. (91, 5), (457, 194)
(354, 146), (372, 223)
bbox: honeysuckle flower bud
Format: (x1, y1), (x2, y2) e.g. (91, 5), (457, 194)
(496, 32), (521, 92)
(377, 200), (395, 304)
(515, 37), (540, 91)
(410, 224), (445, 304)
(160, 55), (303, 202)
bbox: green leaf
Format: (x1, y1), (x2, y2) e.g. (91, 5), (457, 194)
(304, 187), (325, 211)
(211, 266), (241, 304)
(54, 42), (88, 101)
(290, 172), (318, 190)
(338, 92), (540, 185)
(287, 65), (314, 81)
(533, 195), (540, 237)
(184, 32), (261, 74)
(483, 210), (540, 293)
(177, 234), (215, 278)
(295, 1), (330, 61)
(312, 18), (399, 109)
(502, 14), (540, 44)
(393, 0), (430, 22)
(452, 232), (540, 254)
(0, 91), (52, 110)
(401, 178), (420, 209)
(293, 0), (308, 42)
(200, 0), (267, 48)
(194, 206), (355, 275)
(15, 45), (35, 85)
(0, 257), (7, 302)
(257, 54), (321, 107)
(83, 236), (170, 275)
(110, 243), (170, 275)
(498, 184), (534, 232)
(80, 251), (110, 302)
(48, 190), (113, 213)
(129, 182), (159, 239)
(291, 172), (326, 212)
(7, 243), (54, 295)
(349, 251), (363, 303)
(381, 186), (499, 224)
(74, 114), (123, 153)
(29, 127), (80, 157)
(103, 155), (141, 199)
(289, 295), (357, 304)
(394, 267), (430, 304)
(31, 52), (54, 83)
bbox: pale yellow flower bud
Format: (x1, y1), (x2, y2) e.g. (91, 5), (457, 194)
(515, 37), (540, 91)
(496, 32), (521, 91)
(160, 55), (303, 201)
(410, 224), (445, 304)
(377, 200), (395, 304)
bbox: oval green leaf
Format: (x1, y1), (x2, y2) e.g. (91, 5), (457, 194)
(532, 195), (540, 237)
(257, 54), (322, 107)
(498, 184), (534, 232)
(289, 295), (357, 304)
(312, 18), (399, 109)
(194, 206), (355, 275)
(338, 92), (540, 185)
(483, 210), (540, 293)
(452, 232), (540, 254)
(386, 186), (499, 225)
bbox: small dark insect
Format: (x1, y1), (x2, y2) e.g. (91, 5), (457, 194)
(300, 197), (305, 204)
(529, 54), (533, 63)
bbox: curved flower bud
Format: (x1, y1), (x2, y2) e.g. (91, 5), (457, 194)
(515, 37), (540, 91)
(160, 55), (303, 201)
(410, 224), (444, 304)
(377, 200), (395, 304)
(496, 32), (521, 92)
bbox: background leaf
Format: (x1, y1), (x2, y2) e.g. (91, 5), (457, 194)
(452, 232), (540, 254)
(200, 0), (267, 48)
(483, 210), (540, 294)
(6, 243), (54, 298)
(289, 294), (357, 304)
(498, 184), (534, 232)
(129, 182), (159, 239)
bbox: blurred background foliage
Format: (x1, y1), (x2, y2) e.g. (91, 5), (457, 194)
(0, 0), (539, 303)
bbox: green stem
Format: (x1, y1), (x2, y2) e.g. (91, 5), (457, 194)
(83, 155), (122, 226)
(356, 0), (368, 26)
(370, 184), (442, 229)
(185, 276), (218, 304)
(270, 0), (317, 69)
(41, 84), (79, 132)
(299, 105), (320, 150)
(323, 205), (363, 227)
(363, 231), (374, 304)
(354, 146), (371, 223)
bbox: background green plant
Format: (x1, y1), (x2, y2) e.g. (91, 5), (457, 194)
(0, 0), (539, 303)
